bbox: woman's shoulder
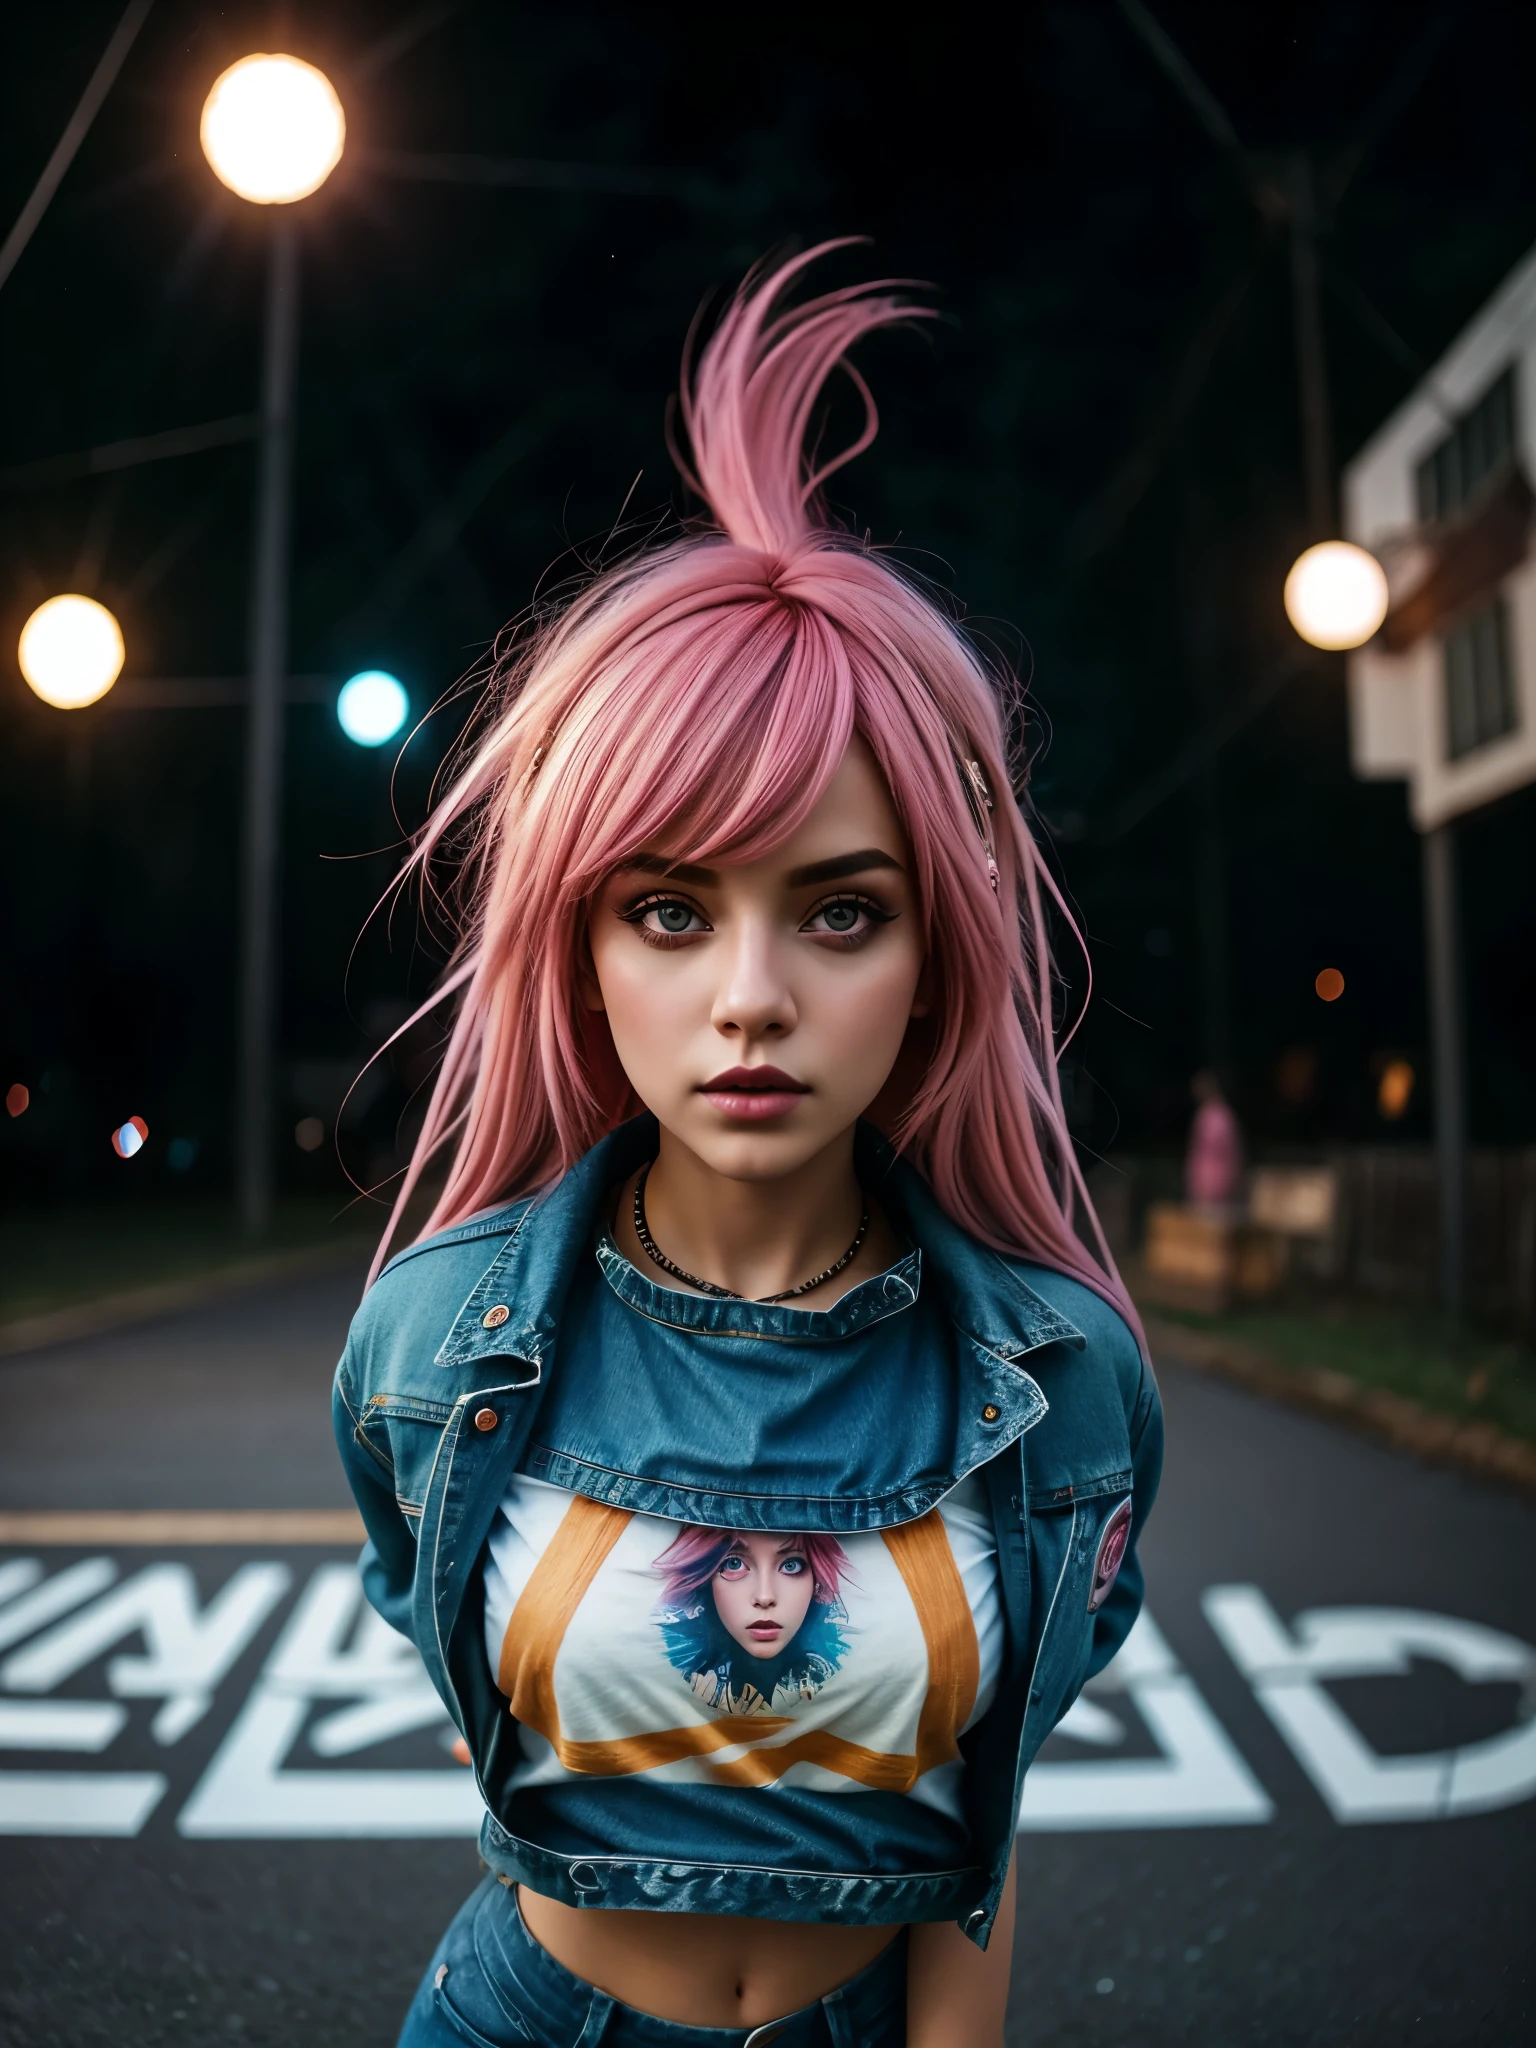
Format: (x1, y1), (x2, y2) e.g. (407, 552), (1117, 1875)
(340, 1198), (537, 1389)
(990, 1255), (1158, 1467)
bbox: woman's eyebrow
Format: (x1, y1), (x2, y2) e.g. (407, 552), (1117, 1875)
(785, 849), (905, 887)
(621, 853), (717, 885)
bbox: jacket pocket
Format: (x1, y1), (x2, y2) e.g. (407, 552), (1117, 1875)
(356, 1394), (457, 1516)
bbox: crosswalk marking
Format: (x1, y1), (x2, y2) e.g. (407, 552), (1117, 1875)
(1, 1551), (1534, 1840)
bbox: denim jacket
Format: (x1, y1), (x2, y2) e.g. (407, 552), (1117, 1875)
(332, 1118), (1162, 1949)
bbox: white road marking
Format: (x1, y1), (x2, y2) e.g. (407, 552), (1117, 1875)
(1020, 1612), (1274, 1830)
(0, 1772), (166, 1835)
(1204, 1586), (1536, 1823)
(0, 1559), (117, 1654)
(0, 1555), (1533, 1840)
(3, 1562), (290, 1748)
(0, 1561), (44, 1609)
(177, 1567), (477, 1838)
(0, 1700), (127, 1750)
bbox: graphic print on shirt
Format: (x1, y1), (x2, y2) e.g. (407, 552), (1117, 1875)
(488, 1484), (995, 1799)
(651, 1526), (854, 1715)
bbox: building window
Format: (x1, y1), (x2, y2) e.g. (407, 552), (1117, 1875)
(1416, 364), (1518, 526)
(1443, 596), (1518, 761)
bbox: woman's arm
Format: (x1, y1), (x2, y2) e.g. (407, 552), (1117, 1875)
(331, 1355), (419, 1638)
(905, 1852), (1016, 2048)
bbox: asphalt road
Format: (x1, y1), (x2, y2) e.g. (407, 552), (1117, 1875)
(1, 1265), (1532, 2046)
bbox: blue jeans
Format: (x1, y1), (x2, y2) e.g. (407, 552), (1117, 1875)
(398, 1876), (907, 2047)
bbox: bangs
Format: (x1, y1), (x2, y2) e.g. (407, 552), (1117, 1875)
(535, 566), (861, 894)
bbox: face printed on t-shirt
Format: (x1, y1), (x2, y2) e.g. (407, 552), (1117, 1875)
(651, 1524), (855, 1712)
(485, 1482), (1000, 1799)
(710, 1535), (818, 1659)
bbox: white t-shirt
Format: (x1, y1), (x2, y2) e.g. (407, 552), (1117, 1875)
(482, 1472), (1002, 1824)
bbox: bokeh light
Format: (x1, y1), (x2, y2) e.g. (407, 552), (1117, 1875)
(1284, 541), (1389, 651)
(19, 595), (125, 708)
(295, 1115), (325, 1152)
(1378, 1060), (1415, 1120)
(166, 1137), (199, 1172)
(1315, 968), (1346, 1003)
(5, 1083), (28, 1118)
(337, 669), (409, 746)
(200, 55), (345, 205)
(111, 1115), (149, 1159)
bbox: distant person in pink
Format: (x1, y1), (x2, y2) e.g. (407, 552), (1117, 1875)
(1186, 1070), (1243, 1209)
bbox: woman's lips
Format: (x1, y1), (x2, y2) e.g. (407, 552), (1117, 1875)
(698, 1067), (809, 1121)
(746, 1621), (782, 1638)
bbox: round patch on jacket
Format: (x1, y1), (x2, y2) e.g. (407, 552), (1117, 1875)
(1087, 1497), (1133, 1613)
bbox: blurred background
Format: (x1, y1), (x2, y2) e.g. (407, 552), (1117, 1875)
(1, 4), (1533, 2043)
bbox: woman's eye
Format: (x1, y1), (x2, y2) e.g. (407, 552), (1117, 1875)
(717, 1555), (747, 1578)
(623, 894), (709, 942)
(778, 1556), (806, 1577)
(802, 894), (892, 942)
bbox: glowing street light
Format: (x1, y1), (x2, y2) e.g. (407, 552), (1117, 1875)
(200, 53), (344, 1241)
(337, 670), (409, 747)
(200, 55), (345, 205)
(1284, 540), (1389, 651)
(18, 594), (125, 708)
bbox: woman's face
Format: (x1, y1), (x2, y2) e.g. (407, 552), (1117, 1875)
(710, 1535), (818, 1659)
(584, 740), (927, 1185)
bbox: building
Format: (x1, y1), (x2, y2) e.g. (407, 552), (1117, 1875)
(1344, 244), (1536, 829)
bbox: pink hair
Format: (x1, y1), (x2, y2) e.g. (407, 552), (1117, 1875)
(369, 244), (1143, 1352)
(653, 1527), (853, 1613)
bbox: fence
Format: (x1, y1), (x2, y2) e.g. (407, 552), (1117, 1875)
(1088, 1147), (1536, 1340)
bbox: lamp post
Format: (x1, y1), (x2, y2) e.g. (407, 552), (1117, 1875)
(200, 53), (345, 1240)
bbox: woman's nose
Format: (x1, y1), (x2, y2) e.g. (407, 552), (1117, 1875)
(710, 922), (796, 1039)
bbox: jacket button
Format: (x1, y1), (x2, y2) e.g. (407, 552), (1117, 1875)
(474, 1407), (499, 1432)
(981, 1404), (1000, 1422)
(481, 1304), (511, 1329)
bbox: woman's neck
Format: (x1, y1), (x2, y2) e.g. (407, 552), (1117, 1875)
(613, 1127), (900, 1305)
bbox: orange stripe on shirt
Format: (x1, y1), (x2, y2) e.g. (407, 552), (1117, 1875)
(498, 1494), (798, 1775)
(880, 1508), (979, 1775)
(498, 1493), (977, 1788)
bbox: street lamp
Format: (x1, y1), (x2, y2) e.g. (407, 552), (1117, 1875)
(200, 53), (344, 1240)
(337, 669), (409, 747)
(1284, 539), (1389, 651)
(200, 55), (345, 205)
(19, 594), (124, 708)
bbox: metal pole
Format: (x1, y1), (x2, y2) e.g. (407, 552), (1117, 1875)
(1287, 151), (1334, 535)
(236, 218), (300, 1241)
(1423, 821), (1466, 1321)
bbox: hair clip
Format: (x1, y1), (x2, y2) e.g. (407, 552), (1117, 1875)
(522, 727), (557, 794)
(958, 755), (1000, 893)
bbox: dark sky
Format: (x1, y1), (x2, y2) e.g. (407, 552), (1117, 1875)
(2, 0), (1534, 1212)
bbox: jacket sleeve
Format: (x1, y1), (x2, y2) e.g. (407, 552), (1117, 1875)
(1084, 1354), (1164, 1682)
(332, 1349), (420, 1643)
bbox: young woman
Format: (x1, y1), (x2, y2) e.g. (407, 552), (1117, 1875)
(334, 246), (1162, 2048)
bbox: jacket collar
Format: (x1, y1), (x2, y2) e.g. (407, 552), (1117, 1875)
(429, 1114), (1084, 1376)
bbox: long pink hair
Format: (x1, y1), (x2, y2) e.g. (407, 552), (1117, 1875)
(369, 245), (1142, 1349)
